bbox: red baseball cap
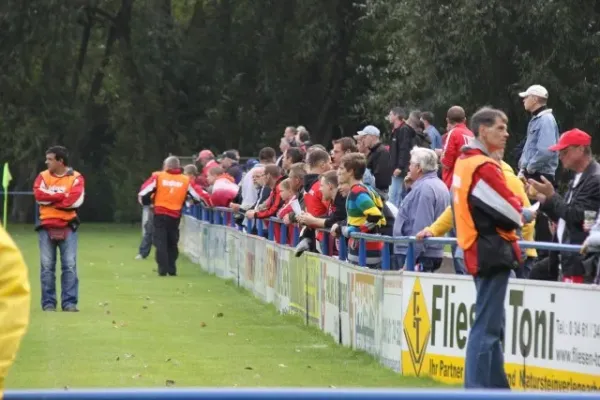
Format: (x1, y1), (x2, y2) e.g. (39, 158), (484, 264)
(195, 149), (214, 161)
(548, 129), (591, 151)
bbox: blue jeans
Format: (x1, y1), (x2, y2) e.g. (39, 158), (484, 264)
(138, 209), (154, 258)
(450, 228), (467, 274)
(388, 176), (404, 208)
(39, 229), (79, 309)
(464, 269), (511, 388)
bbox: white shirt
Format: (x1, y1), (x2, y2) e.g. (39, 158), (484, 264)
(240, 164), (263, 209)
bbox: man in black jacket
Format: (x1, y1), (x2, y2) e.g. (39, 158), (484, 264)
(529, 129), (600, 283)
(388, 107), (416, 207)
(354, 125), (393, 196)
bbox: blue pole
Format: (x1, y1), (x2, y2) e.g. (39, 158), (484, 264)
(280, 223), (288, 244)
(382, 243), (391, 270)
(268, 220), (275, 241)
(320, 232), (329, 256)
(405, 242), (415, 271)
(358, 238), (366, 267)
(257, 219), (264, 237)
(338, 238), (347, 261)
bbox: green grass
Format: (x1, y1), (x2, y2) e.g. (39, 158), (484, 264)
(6, 224), (447, 389)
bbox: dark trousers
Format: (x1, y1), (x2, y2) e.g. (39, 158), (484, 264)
(153, 214), (180, 276)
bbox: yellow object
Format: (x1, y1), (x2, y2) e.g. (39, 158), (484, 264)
(1, 163), (11, 189)
(0, 224), (31, 395)
(426, 160), (537, 258)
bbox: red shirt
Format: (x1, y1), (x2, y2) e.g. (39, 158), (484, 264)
(441, 123), (474, 188)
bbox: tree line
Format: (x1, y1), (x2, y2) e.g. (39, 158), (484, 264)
(1, 0), (598, 222)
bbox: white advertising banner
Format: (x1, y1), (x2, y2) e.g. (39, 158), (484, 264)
(321, 258), (340, 342)
(253, 237), (267, 301)
(264, 242), (278, 304)
(275, 244), (291, 314)
(401, 272), (600, 390)
(380, 273), (403, 373)
(338, 263), (352, 347)
(350, 266), (383, 359)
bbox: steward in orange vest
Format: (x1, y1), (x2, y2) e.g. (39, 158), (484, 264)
(454, 108), (530, 389)
(138, 156), (202, 276)
(32, 145), (85, 312)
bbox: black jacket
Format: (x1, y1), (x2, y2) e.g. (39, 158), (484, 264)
(367, 142), (393, 191)
(541, 160), (600, 278)
(389, 124), (415, 174)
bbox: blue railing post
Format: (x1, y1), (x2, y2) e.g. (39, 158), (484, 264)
(382, 243), (391, 270)
(280, 223), (288, 244)
(257, 219), (264, 237)
(358, 238), (366, 267)
(338, 238), (347, 261)
(268, 220), (275, 241)
(320, 231), (329, 256)
(405, 242), (415, 271)
(292, 226), (300, 246)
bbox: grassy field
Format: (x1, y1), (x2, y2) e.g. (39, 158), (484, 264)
(5, 224), (447, 389)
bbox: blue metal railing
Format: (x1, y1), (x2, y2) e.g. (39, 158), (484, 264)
(5, 388), (600, 400)
(183, 205), (582, 272)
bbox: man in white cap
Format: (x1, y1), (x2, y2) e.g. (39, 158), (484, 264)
(518, 84), (559, 183)
(518, 84), (560, 252)
(354, 125), (393, 194)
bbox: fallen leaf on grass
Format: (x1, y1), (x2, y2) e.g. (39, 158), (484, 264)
(306, 366), (312, 369)
(166, 380), (176, 387)
(124, 353), (134, 359)
(227, 332), (235, 336)
(200, 322), (207, 328)
(215, 312), (224, 318)
(278, 364), (287, 368)
(165, 357), (171, 362)
(244, 366), (253, 370)
(132, 373), (142, 379)
(115, 356), (120, 361)
(142, 305), (148, 310)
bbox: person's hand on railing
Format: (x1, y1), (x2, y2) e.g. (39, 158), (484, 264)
(229, 202), (241, 212)
(330, 223), (340, 238)
(415, 229), (433, 240)
(296, 212), (316, 226)
(245, 210), (256, 219)
(282, 214), (292, 225)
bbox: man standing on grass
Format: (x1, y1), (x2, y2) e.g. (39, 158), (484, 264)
(33, 146), (85, 312)
(452, 108), (530, 388)
(139, 156), (203, 277)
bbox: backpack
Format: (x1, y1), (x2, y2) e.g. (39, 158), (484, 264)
(414, 130), (432, 148)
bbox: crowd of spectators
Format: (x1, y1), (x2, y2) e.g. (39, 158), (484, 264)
(184, 85), (600, 284)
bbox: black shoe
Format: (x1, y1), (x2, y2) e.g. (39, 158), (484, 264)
(168, 272), (177, 276)
(62, 306), (79, 312)
(158, 273), (167, 276)
(43, 305), (56, 312)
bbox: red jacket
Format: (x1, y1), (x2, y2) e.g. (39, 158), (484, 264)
(441, 123), (474, 188)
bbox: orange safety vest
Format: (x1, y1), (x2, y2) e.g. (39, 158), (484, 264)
(452, 154), (519, 251)
(38, 170), (81, 221)
(153, 171), (190, 211)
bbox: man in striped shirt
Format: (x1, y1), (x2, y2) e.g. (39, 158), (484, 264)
(334, 153), (386, 268)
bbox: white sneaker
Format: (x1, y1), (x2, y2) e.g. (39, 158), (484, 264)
(135, 254), (143, 260)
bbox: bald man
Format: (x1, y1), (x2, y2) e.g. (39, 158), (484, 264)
(440, 106), (474, 188)
(138, 156), (203, 276)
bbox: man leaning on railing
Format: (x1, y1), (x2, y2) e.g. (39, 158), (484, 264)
(335, 153), (386, 268)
